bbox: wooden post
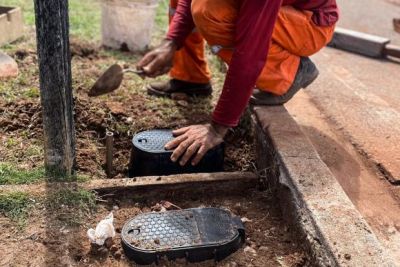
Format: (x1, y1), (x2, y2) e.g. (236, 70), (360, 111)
(34, 0), (75, 178)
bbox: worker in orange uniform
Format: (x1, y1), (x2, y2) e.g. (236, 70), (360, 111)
(137, 0), (339, 166)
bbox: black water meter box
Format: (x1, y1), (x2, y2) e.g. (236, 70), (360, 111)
(121, 207), (245, 265)
(129, 129), (224, 177)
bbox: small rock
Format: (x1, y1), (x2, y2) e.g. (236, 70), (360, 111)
(259, 246), (268, 252)
(113, 205), (119, 211)
(0, 52), (18, 78)
(344, 254), (351, 260)
(171, 92), (189, 101)
(394, 18), (400, 34)
(104, 237), (114, 249)
(387, 226), (396, 235)
(244, 246), (257, 256)
(114, 251), (122, 260)
(176, 100), (189, 107)
(105, 101), (126, 115)
(110, 245), (118, 253)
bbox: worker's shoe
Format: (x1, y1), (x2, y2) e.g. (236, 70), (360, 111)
(250, 57), (319, 106)
(147, 79), (212, 97)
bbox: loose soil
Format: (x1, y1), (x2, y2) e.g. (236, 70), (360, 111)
(0, 30), (305, 267)
(0, 184), (309, 267)
(0, 38), (254, 178)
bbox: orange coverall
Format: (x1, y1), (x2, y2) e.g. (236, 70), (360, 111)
(168, 0), (335, 95)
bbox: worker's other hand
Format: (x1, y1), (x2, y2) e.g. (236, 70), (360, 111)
(165, 123), (228, 166)
(136, 39), (177, 78)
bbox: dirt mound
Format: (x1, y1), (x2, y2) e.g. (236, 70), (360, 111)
(70, 38), (99, 59)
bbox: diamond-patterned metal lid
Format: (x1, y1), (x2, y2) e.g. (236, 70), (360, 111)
(121, 208), (242, 252)
(132, 129), (173, 153)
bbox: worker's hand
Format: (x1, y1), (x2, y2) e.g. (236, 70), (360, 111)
(165, 123), (229, 166)
(136, 39), (177, 78)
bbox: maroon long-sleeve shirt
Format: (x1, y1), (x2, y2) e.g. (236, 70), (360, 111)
(167, 0), (339, 127)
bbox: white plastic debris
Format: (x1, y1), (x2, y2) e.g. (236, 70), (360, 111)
(241, 217), (252, 223)
(87, 212), (116, 246)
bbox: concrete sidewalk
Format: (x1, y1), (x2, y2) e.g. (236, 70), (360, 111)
(252, 105), (396, 267)
(307, 0), (400, 183)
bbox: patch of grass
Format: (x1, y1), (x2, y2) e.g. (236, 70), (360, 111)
(22, 87), (40, 98)
(0, 192), (32, 227)
(46, 188), (97, 225)
(0, 163), (45, 185)
(69, 0), (101, 40)
(155, 0), (169, 29)
(1, 0), (101, 40)
(47, 188), (96, 210)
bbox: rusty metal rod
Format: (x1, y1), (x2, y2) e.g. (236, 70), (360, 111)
(105, 131), (114, 178)
(384, 44), (400, 59)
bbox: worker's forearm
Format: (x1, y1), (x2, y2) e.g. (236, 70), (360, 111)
(212, 0), (282, 127)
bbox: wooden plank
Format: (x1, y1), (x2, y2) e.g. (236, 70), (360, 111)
(328, 27), (390, 58)
(85, 172), (258, 191)
(0, 172), (258, 194)
(33, 0), (75, 178)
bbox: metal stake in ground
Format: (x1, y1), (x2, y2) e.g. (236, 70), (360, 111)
(33, 0), (76, 178)
(106, 131), (114, 178)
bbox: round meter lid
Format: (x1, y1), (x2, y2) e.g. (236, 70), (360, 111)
(132, 129), (173, 153)
(121, 208), (244, 253)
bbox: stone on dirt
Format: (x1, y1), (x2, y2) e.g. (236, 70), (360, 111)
(171, 92), (189, 101)
(244, 246), (257, 256)
(0, 51), (18, 78)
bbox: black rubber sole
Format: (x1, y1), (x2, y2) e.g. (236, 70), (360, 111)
(147, 84), (212, 97)
(250, 67), (319, 106)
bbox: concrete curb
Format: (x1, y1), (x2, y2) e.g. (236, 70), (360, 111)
(252, 105), (397, 267)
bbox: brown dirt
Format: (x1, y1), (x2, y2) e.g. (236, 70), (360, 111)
(0, 36), (300, 267)
(0, 184), (310, 267)
(0, 39), (255, 178)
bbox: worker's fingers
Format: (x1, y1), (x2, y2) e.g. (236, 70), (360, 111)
(179, 142), (201, 166)
(191, 145), (208, 166)
(160, 65), (172, 75)
(165, 134), (188, 150)
(172, 126), (190, 136)
(170, 139), (192, 162)
(137, 52), (156, 69)
(142, 56), (166, 77)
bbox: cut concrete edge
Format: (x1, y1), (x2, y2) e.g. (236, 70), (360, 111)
(252, 105), (397, 267)
(327, 27), (390, 58)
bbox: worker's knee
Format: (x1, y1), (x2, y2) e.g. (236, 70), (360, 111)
(191, 0), (238, 46)
(191, 0), (218, 29)
(299, 26), (335, 56)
